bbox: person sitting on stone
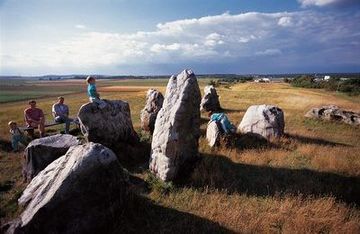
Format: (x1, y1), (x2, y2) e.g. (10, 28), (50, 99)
(52, 96), (73, 134)
(24, 100), (46, 138)
(86, 76), (107, 109)
(8, 121), (28, 152)
(209, 111), (236, 134)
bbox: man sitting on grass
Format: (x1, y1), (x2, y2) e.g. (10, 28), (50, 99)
(52, 96), (73, 134)
(24, 100), (45, 138)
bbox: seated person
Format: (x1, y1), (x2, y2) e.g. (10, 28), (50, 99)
(8, 121), (28, 152)
(24, 100), (45, 137)
(52, 96), (73, 134)
(209, 112), (236, 134)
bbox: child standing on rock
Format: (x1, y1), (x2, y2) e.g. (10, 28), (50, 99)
(8, 121), (28, 152)
(86, 76), (107, 109)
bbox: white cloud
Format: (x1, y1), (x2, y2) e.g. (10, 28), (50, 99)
(256, 49), (282, 56)
(2, 10), (359, 73)
(298, 0), (357, 7)
(75, 24), (87, 29)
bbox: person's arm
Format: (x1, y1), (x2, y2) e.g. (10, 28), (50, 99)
(52, 104), (57, 118)
(24, 110), (31, 125)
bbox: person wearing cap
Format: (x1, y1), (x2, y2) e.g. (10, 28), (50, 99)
(24, 100), (45, 137)
(8, 121), (28, 152)
(86, 76), (106, 109)
(52, 96), (72, 134)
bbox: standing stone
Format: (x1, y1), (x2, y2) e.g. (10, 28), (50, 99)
(206, 121), (221, 147)
(7, 143), (128, 234)
(78, 100), (139, 150)
(23, 134), (79, 182)
(140, 89), (164, 134)
(149, 69), (201, 181)
(305, 105), (360, 126)
(238, 104), (285, 139)
(200, 85), (221, 112)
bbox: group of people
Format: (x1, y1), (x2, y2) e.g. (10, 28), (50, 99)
(8, 76), (104, 152)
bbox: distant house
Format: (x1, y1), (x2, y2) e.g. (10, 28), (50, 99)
(324, 75), (331, 81)
(254, 78), (271, 83)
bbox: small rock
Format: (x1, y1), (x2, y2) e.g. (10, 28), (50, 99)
(200, 85), (221, 112)
(140, 89), (164, 134)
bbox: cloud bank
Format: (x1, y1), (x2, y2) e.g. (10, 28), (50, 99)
(2, 10), (360, 74)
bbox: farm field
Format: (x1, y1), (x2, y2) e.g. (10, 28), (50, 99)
(0, 79), (360, 233)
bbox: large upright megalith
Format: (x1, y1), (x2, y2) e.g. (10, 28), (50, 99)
(140, 89), (164, 134)
(238, 104), (285, 139)
(200, 85), (221, 112)
(149, 69), (201, 181)
(6, 143), (128, 234)
(78, 100), (139, 150)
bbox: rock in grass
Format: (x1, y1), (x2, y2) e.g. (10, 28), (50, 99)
(149, 69), (201, 181)
(140, 89), (164, 134)
(7, 143), (128, 234)
(238, 104), (285, 139)
(78, 100), (139, 150)
(23, 134), (79, 182)
(305, 105), (360, 126)
(206, 121), (221, 147)
(200, 85), (221, 112)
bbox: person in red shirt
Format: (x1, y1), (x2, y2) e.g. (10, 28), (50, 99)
(24, 100), (45, 137)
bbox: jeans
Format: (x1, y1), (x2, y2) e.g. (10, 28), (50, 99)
(55, 116), (73, 134)
(89, 97), (107, 109)
(11, 135), (27, 150)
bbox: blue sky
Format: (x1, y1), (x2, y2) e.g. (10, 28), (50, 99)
(0, 0), (359, 75)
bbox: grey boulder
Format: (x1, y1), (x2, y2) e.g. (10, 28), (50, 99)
(7, 143), (128, 234)
(23, 134), (79, 182)
(206, 121), (221, 147)
(149, 69), (201, 181)
(78, 100), (139, 150)
(140, 89), (164, 134)
(305, 105), (360, 125)
(200, 85), (221, 112)
(238, 104), (285, 139)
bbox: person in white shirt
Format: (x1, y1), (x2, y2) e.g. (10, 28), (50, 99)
(52, 97), (73, 134)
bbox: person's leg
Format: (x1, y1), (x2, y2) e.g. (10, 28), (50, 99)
(39, 118), (45, 137)
(11, 135), (20, 151)
(92, 98), (107, 109)
(64, 117), (72, 134)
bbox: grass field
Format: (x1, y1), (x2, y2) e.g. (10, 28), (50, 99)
(0, 79), (359, 233)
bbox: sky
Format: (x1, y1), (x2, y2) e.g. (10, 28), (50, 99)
(0, 0), (359, 76)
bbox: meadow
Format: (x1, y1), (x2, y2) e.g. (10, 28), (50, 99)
(0, 78), (359, 233)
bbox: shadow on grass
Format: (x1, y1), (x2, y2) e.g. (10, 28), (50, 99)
(189, 153), (360, 206)
(0, 138), (13, 152)
(284, 133), (351, 147)
(111, 193), (233, 234)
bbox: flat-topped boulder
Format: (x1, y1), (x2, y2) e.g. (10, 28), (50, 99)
(149, 69), (201, 181)
(200, 85), (221, 112)
(6, 143), (128, 234)
(238, 104), (285, 139)
(78, 100), (139, 150)
(23, 134), (79, 182)
(305, 105), (360, 126)
(140, 89), (164, 134)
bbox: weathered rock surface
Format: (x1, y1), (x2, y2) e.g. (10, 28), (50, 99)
(149, 69), (201, 181)
(78, 100), (139, 150)
(238, 104), (285, 139)
(140, 89), (164, 133)
(206, 121), (221, 147)
(305, 105), (360, 126)
(7, 143), (128, 234)
(200, 85), (221, 112)
(23, 134), (79, 182)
